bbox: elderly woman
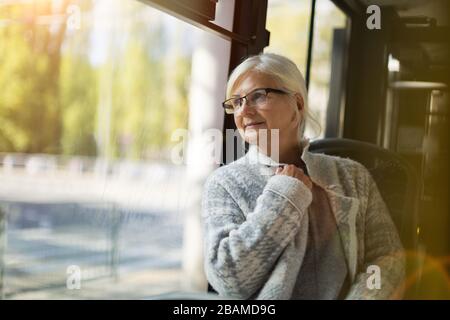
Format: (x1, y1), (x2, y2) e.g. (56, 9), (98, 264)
(201, 53), (404, 300)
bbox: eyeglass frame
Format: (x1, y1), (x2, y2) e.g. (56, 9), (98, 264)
(222, 87), (291, 114)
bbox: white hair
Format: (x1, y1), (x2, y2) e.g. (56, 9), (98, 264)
(226, 52), (320, 140)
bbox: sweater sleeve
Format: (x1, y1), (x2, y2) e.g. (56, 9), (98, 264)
(345, 172), (405, 300)
(201, 171), (312, 299)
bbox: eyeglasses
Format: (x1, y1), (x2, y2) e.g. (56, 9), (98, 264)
(222, 87), (290, 114)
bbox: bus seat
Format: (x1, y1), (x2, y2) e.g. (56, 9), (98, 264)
(309, 138), (419, 251)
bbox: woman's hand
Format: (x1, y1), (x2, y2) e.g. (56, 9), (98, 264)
(275, 164), (313, 190)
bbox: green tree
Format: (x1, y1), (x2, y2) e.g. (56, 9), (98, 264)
(0, 1), (71, 154)
(59, 0), (98, 157)
(100, 0), (191, 161)
(59, 54), (98, 156)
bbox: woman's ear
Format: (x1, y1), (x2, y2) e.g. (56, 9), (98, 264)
(295, 94), (304, 112)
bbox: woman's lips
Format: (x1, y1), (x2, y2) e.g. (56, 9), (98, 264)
(245, 122), (265, 130)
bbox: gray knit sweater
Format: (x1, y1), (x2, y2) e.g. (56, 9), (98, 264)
(201, 141), (405, 300)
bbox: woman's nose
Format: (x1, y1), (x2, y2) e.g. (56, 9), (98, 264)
(238, 98), (255, 115)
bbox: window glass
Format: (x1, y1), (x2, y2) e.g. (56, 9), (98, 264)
(265, 0), (311, 76)
(265, 0), (347, 139)
(308, 0), (347, 138)
(0, 0), (212, 299)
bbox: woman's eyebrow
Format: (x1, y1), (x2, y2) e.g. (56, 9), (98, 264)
(232, 87), (261, 97)
(231, 89), (248, 97)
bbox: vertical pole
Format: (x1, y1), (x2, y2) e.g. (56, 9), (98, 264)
(0, 204), (8, 299)
(109, 204), (121, 281)
(305, 0), (316, 90)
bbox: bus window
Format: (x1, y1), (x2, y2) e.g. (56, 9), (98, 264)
(0, 0), (448, 302)
(265, 0), (312, 76)
(0, 0), (232, 299)
(265, 0), (348, 139)
(308, 0), (347, 139)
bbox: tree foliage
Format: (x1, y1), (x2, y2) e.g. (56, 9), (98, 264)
(0, 1), (70, 153)
(0, 0), (192, 162)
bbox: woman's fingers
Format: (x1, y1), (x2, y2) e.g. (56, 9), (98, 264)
(275, 164), (313, 190)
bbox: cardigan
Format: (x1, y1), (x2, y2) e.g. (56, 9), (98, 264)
(201, 140), (405, 300)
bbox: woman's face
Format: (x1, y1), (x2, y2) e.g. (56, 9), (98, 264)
(232, 71), (303, 148)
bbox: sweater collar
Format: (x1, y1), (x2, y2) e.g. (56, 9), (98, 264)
(245, 138), (330, 190)
(246, 138), (311, 168)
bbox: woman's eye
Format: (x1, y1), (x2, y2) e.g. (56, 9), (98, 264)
(250, 92), (265, 103)
(231, 98), (241, 107)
